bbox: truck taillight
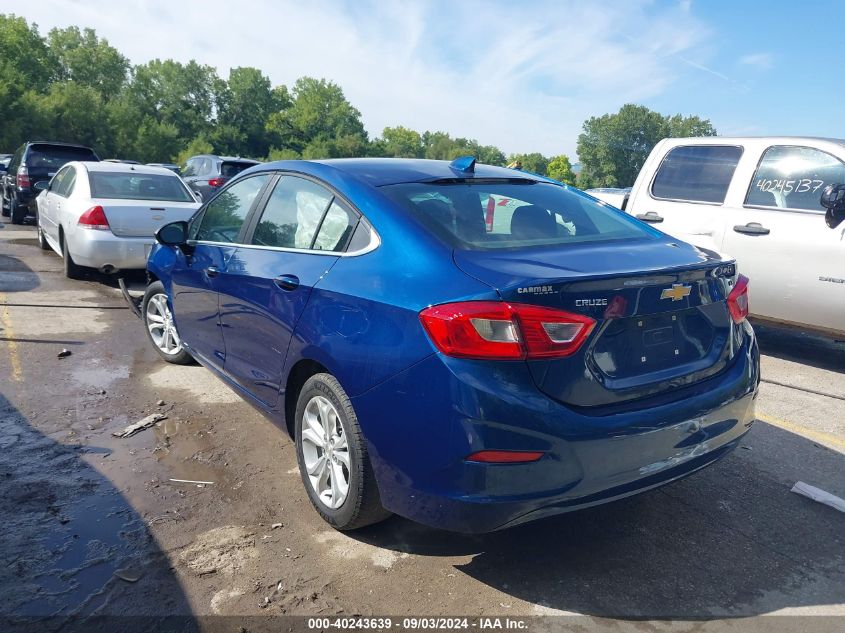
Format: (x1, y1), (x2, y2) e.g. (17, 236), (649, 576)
(16, 166), (30, 189)
(727, 274), (749, 323)
(78, 205), (111, 231)
(419, 301), (595, 360)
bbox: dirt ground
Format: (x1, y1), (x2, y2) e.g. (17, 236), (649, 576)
(1, 217), (843, 631)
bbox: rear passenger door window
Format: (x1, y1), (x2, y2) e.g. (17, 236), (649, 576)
(192, 174), (270, 243)
(651, 145), (743, 204)
(745, 145), (845, 212)
(252, 176), (334, 249)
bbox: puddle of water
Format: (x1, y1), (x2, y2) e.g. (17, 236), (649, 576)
(73, 364), (131, 389)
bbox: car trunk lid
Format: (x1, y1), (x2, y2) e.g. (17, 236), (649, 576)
(94, 199), (199, 237)
(453, 238), (740, 407)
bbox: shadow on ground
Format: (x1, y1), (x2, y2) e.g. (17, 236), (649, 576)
(353, 423), (844, 617)
(0, 392), (197, 631)
(753, 320), (845, 373)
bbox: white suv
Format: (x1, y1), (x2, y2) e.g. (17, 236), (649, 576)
(614, 137), (845, 338)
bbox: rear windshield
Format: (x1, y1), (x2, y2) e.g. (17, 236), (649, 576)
(381, 181), (658, 250)
(89, 172), (195, 202)
(221, 161), (256, 178)
(27, 145), (98, 169)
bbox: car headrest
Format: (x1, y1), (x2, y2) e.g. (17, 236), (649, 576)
(510, 205), (556, 239)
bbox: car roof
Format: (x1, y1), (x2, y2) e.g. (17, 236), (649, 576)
(25, 141), (96, 150)
(255, 157), (541, 187)
(75, 161), (178, 176)
(662, 135), (845, 147)
(191, 154), (259, 163)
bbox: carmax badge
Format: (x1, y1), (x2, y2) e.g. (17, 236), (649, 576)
(661, 284), (692, 301)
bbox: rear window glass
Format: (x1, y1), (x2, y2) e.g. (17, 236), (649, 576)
(27, 145), (98, 170)
(89, 172), (195, 202)
(381, 181), (657, 250)
(651, 145), (742, 203)
(221, 161), (256, 178)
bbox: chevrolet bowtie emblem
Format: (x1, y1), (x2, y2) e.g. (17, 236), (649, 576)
(661, 284), (692, 301)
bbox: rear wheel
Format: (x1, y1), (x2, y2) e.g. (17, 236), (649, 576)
(61, 234), (86, 280)
(10, 198), (26, 224)
(1, 193), (9, 217)
(295, 373), (390, 530)
(142, 281), (193, 364)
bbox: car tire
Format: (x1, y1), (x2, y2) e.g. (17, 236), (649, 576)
(10, 199), (25, 224)
(142, 280), (194, 365)
(295, 373), (391, 531)
(61, 234), (86, 280)
(1, 194), (9, 217)
(36, 216), (51, 251)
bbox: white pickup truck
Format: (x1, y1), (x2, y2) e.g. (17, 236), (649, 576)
(589, 137), (845, 338)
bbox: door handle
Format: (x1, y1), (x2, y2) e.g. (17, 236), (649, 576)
(636, 211), (664, 223)
(273, 274), (300, 291)
(204, 266), (220, 277)
(733, 222), (770, 236)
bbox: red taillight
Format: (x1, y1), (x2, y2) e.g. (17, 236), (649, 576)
(419, 301), (595, 360)
(78, 205), (110, 231)
(727, 274), (749, 323)
(207, 177), (225, 187)
(16, 166), (30, 189)
(466, 450), (545, 463)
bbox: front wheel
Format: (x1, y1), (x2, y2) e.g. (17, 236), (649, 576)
(295, 373), (391, 530)
(142, 281), (193, 364)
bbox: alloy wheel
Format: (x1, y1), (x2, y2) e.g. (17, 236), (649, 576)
(145, 293), (183, 355)
(301, 395), (350, 509)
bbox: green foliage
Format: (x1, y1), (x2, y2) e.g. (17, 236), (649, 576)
(508, 152), (549, 176)
(265, 77), (367, 158)
(380, 126), (423, 158)
(47, 26), (128, 97)
(577, 104), (717, 187)
(215, 67), (280, 157)
(267, 147), (300, 161)
(175, 137), (214, 168)
(547, 154), (576, 185)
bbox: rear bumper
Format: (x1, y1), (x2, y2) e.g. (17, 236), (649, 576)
(68, 230), (152, 271)
(351, 322), (759, 533)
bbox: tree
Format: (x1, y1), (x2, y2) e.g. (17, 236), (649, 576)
(215, 67), (280, 157)
(30, 82), (111, 154)
(175, 137), (213, 167)
(547, 155), (576, 185)
(265, 77), (367, 157)
(47, 26), (128, 97)
(508, 152), (549, 176)
(380, 126), (423, 158)
(577, 104), (717, 187)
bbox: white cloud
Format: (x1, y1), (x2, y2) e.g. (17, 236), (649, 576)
(739, 52), (773, 70)
(25, 0), (713, 158)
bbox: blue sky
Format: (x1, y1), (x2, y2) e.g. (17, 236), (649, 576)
(24, 0), (845, 159)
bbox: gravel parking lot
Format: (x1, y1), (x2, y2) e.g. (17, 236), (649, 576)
(1, 216), (843, 628)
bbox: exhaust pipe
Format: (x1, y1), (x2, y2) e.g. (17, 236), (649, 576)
(100, 264), (116, 274)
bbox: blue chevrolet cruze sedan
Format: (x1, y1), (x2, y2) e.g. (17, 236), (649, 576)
(141, 157), (759, 533)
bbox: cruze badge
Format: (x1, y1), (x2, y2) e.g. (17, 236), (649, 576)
(661, 284), (692, 301)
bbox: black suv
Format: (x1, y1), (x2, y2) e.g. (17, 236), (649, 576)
(181, 154), (259, 201)
(1, 141), (100, 224)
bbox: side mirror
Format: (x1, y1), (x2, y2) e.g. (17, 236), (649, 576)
(821, 183), (845, 229)
(33, 181), (50, 192)
(155, 220), (189, 246)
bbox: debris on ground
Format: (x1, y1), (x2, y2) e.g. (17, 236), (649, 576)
(791, 481), (845, 513)
(169, 478), (214, 486)
(114, 568), (142, 583)
(157, 399), (166, 406)
(271, 523), (283, 529)
(112, 413), (167, 438)
(57, 349), (72, 358)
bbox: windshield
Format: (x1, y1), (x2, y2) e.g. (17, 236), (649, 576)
(381, 181), (658, 250)
(89, 172), (195, 202)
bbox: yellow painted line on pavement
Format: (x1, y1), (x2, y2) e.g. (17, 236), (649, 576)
(0, 292), (23, 382)
(757, 411), (845, 454)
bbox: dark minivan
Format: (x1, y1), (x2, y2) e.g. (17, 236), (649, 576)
(1, 141), (100, 224)
(181, 154), (259, 202)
